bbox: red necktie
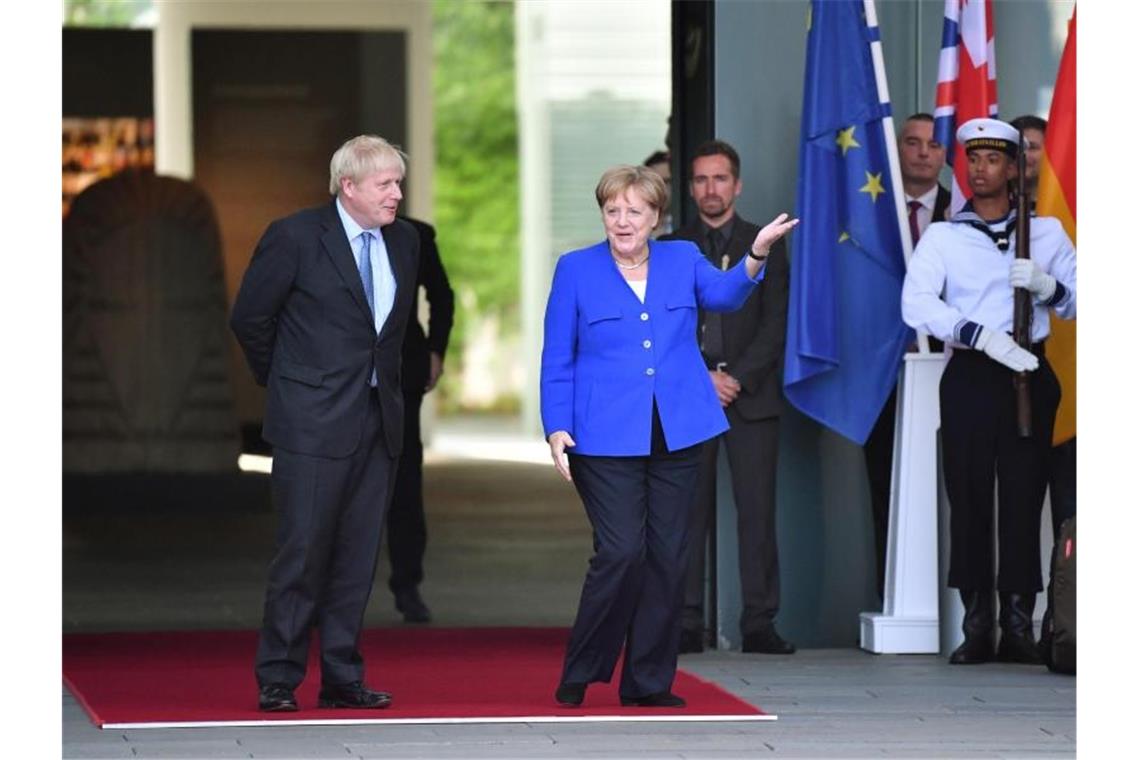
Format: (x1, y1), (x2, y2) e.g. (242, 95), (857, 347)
(907, 200), (922, 246)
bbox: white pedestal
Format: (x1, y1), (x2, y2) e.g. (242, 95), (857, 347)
(860, 352), (947, 653)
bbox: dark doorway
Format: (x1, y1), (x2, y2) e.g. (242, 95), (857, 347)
(191, 29), (409, 431)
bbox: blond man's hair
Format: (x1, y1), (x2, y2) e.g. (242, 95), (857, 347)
(329, 135), (407, 196)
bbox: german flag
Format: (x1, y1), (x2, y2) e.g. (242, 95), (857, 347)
(1038, 10), (1076, 445)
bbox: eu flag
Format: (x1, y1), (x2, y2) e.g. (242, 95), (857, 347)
(783, 0), (913, 445)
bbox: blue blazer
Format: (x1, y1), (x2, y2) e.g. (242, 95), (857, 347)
(540, 238), (765, 456)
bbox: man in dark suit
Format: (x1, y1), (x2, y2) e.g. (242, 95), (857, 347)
(663, 140), (794, 655)
(863, 113), (949, 599)
(231, 135), (420, 712)
(387, 217), (454, 623)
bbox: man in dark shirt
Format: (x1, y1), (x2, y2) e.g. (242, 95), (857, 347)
(663, 139), (794, 655)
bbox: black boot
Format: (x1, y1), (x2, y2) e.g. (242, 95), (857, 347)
(996, 593), (1044, 664)
(949, 589), (994, 665)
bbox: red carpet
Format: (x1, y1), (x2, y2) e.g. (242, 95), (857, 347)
(63, 627), (770, 727)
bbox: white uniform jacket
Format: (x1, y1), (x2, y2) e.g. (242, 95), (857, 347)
(901, 214), (1076, 349)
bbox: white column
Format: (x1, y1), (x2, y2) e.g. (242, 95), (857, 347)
(515, 1), (552, 437)
(860, 352), (947, 653)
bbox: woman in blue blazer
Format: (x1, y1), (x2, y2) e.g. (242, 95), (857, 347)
(542, 165), (797, 707)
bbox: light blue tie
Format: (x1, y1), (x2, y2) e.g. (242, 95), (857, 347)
(358, 232), (375, 317)
(359, 232), (378, 386)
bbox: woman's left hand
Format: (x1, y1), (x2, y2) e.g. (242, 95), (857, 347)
(750, 213), (800, 258)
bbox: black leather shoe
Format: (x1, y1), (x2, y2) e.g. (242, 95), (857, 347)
(949, 635), (994, 664)
(554, 682), (586, 707)
(679, 629), (704, 654)
(995, 592), (1043, 665)
(620, 691), (686, 708)
(949, 589), (995, 664)
(258, 683), (298, 712)
(742, 627), (796, 654)
(996, 632), (1044, 664)
(395, 588), (432, 623)
(318, 681), (392, 709)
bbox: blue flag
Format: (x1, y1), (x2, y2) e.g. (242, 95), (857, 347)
(783, 0), (913, 445)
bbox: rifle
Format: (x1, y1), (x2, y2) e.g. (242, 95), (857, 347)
(1012, 131), (1033, 438)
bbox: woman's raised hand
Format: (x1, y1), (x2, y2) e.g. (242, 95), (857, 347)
(751, 213), (800, 257)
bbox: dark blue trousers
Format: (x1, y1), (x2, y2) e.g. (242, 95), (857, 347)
(255, 393), (397, 689)
(562, 414), (702, 699)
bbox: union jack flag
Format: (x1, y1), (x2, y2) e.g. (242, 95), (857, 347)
(933, 0), (999, 214)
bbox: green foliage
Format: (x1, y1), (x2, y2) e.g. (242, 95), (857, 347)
(64, 0), (152, 26)
(432, 0), (520, 377)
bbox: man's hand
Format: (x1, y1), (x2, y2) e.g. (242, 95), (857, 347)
(425, 351), (444, 392)
(977, 327), (1039, 372)
(547, 430), (576, 482)
(709, 369), (741, 407)
(1009, 259), (1057, 301)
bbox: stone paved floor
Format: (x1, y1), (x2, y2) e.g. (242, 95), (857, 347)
(62, 432), (1075, 758)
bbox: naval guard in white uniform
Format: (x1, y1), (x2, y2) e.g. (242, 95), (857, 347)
(901, 117), (1076, 665)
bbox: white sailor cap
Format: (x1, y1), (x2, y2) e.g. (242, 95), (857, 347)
(956, 117), (1020, 159)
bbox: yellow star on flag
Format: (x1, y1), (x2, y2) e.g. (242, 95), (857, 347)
(838, 231), (851, 244)
(859, 171), (885, 202)
(836, 126), (860, 156)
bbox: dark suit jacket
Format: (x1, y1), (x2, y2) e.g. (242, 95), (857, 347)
(231, 200), (420, 458)
(661, 215), (790, 421)
(934, 184), (951, 224)
(399, 217), (455, 395)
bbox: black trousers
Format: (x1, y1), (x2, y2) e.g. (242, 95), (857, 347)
(863, 387), (897, 601)
(562, 410), (702, 698)
(940, 348), (1060, 593)
(255, 393), (397, 688)
(682, 410), (781, 636)
(387, 388), (427, 594)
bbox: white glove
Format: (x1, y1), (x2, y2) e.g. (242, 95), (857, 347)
(1009, 259), (1057, 301)
(977, 327), (1039, 372)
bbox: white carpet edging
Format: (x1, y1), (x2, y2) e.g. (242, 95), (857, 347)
(101, 713), (777, 729)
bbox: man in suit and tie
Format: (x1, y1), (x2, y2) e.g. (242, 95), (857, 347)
(898, 113), (951, 237)
(386, 216), (454, 623)
(231, 135), (420, 712)
(663, 140), (794, 655)
(863, 113), (950, 599)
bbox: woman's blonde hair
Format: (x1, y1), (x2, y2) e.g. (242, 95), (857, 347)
(594, 164), (668, 213)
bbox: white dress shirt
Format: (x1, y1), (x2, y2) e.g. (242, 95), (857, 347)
(335, 197), (397, 334)
(905, 184), (941, 239)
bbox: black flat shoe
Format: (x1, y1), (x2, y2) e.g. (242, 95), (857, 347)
(258, 683), (298, 712)
(620, 691), (686, 708)
(318, 681), (392, 709)
(554, 682), (586, 707)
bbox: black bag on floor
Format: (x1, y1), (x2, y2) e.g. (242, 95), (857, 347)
(1040, 516), (1076, 674)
